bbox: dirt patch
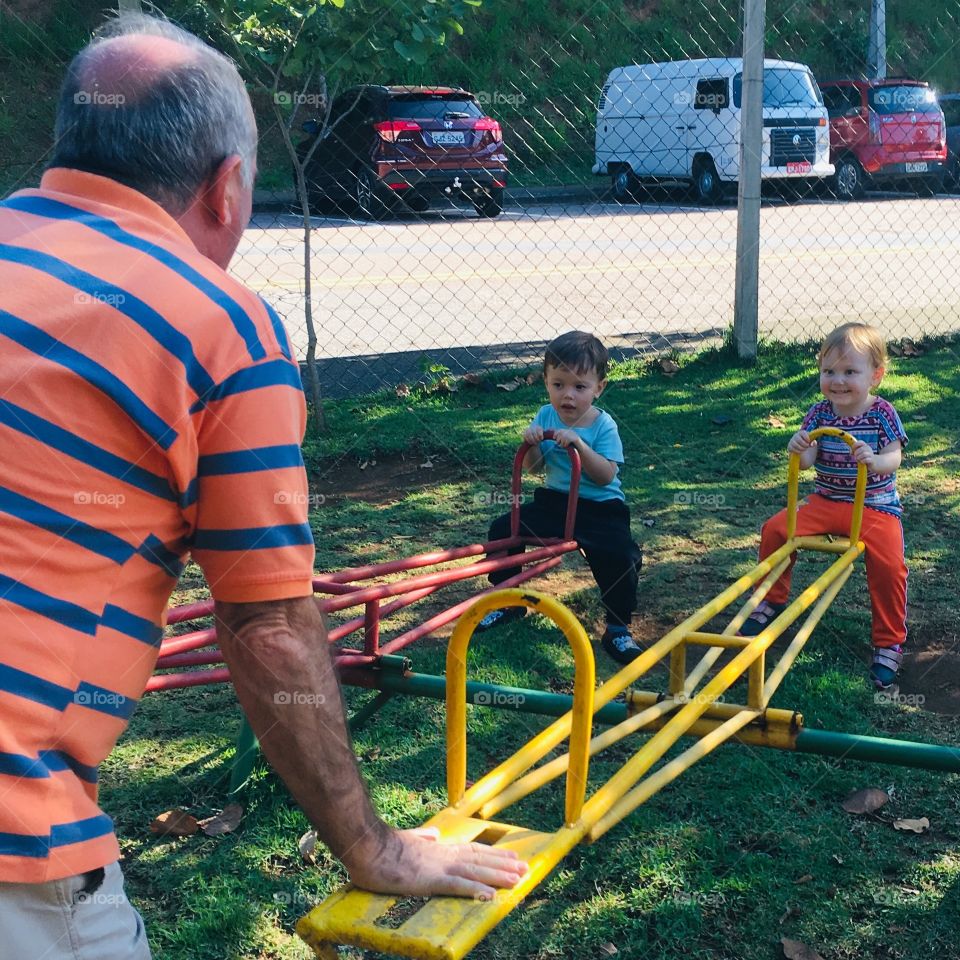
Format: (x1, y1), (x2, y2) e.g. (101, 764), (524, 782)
(310, 452), (464, 503)
(900, 635), (960, 716)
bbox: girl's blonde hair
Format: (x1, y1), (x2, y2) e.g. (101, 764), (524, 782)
(818, 323), (887, 369)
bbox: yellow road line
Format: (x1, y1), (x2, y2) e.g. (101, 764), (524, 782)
(239, 241), (960, 293)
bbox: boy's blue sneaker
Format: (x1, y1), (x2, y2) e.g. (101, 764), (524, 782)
(738, 600), (787, 637)
(601, 626), (643, 665)
(870, 644), (904, 691)
(475, 606), (527, 632)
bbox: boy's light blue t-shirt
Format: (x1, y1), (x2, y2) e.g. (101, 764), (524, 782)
(532, 404), (625, 502)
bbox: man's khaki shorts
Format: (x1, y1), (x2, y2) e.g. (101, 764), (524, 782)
(0, 860), (151, 960)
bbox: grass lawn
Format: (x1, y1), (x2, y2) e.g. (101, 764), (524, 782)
(114, 339), (960, 960)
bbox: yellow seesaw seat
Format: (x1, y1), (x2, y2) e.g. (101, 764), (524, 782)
(297, 590), (596, 960)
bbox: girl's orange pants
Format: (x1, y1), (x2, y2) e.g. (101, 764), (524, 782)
(759, 493), (907, 649)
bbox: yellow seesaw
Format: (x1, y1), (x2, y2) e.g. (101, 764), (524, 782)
(297, 428), (868, 959)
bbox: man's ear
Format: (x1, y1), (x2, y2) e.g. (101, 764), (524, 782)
(197, 154), (245, 226)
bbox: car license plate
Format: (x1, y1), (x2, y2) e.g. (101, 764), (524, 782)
(432, 132), (465, 145)
(905, 162), (928, 173)
(786, 161), (811, 174)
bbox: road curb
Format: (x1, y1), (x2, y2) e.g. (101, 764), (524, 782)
(252, 182), (609, 212)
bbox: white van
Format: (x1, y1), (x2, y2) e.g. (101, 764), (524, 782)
(593, 58), (834, 202)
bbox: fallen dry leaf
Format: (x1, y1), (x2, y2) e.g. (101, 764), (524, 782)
(299, 829), (317, 864)
(913, 413), (927, 421)
(888, 342), (903, 357)
(463, 372), (483, 385)
(893, 817), (930, 833)
(150, 809), (198, 837)
(794, 874), (813, 885)
(525, 371), (540, 385)
(395, 383), (411, 398)
(767, 414), (788, 429)
(781, 938), (824, 960)
(599, 944), (618, 957)
(198, 803), (243, 837)
(900, 338), (922, 357)
(497, 379), (522, 392)
(420, 459), (434, 469)
(659, 359), (680, 376)
(841, 787), (889, 814)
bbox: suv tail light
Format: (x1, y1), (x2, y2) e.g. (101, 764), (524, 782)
(868, 109), (881, 144)
(374, 120), (421, 142)
(474, 118), (503, 142)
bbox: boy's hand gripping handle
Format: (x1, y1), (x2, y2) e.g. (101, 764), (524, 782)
(511, 430), (582, 541)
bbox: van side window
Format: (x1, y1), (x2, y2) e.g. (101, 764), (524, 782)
(823, 86), (860, 118)
(695, 78), (729, 111)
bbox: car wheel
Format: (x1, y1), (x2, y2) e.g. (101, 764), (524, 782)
(831, 157), (864, 201)
(611, 167), (639, 203)
(474, 187), (503, 218)
(354, 167), (392, 221)
(692, 157), (722, 204)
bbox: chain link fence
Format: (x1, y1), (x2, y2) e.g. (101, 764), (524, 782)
(4, 0), (960, 398)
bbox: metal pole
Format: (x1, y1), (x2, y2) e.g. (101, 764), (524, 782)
(733, 0), (765, 360)
(867, 0), (887, 80)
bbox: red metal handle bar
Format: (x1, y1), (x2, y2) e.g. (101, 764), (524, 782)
(511, 429), (582, 541)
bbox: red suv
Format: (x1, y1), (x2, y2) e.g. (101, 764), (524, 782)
(819, 79), (946, 199)
(297, 85), (508, 219)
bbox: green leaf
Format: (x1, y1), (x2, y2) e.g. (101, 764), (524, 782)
(444, 18), (464, 35)
(411, 23), (425, 41)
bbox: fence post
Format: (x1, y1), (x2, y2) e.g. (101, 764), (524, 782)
(733, 0), (766, 360)
(868, 0), (887, 80)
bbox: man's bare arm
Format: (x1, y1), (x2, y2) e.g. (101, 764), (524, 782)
(215, 595), (527, 897)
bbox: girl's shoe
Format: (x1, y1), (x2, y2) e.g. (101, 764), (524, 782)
(870, 644), (903, 691)
(738, 600), (787, 637)
(475, 607), (527, 632)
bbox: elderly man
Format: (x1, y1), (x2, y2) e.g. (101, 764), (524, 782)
(0, 13), (525, 959)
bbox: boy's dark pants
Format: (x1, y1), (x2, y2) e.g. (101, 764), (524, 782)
(487, 488), (642, 627)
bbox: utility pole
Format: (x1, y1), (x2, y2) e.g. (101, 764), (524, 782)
(733, 0), (765, 359)
(867, 0), (887, 80)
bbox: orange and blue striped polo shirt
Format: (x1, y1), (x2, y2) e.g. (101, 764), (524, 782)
(0, 169), (315, 883)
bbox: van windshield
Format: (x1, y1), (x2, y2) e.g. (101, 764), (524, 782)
(868, 85), (939, 114)
(733, 69), (822, 109)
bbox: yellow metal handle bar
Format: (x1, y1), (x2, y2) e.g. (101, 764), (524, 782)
(786, 427), (867, 544)
(446, 589), (595, 827)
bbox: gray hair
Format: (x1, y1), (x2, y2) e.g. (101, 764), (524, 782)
(50, 13), (256, 213)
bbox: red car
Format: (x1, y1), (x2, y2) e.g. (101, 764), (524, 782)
(297, 85), (508, 219)
(820, 79), (946, 199)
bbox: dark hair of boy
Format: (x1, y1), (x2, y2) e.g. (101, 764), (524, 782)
(543, 331), (609, 380)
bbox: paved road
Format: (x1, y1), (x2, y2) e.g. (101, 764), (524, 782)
(231, 193), (960, 394)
